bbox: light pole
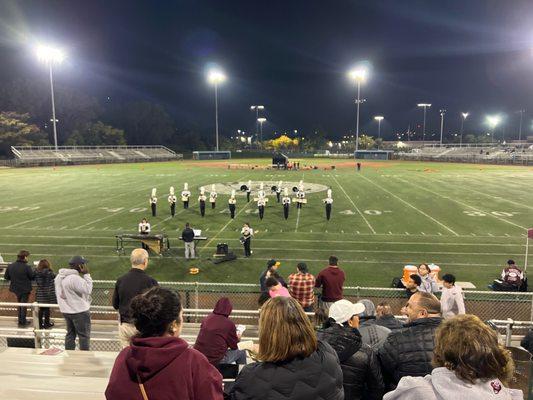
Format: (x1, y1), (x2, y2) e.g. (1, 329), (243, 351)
(348, 67), (368, 155)
(36, 45), (65, 150)
(460, 112), (469, 145)
(207, 68), (226, 151)
(257, 118), (266, 144)
(517, 109), (525, 142)
(250, 105), (264, 144)
(417, 103), (431, 141)
(439, 109), (446, 145)
(486, 115), (501, 143)
(374, 116), (384, 148)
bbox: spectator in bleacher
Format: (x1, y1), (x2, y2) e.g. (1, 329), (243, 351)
(194, 297), (247, 367)
(229, 296), (344, 400)
(375, 302), (403, 330)
(4, 249), (35, 327)
(378, 292), (443, 390)
(112, 248), (158, 348)
(520, 330), (533, 354)
(384, 315), (523, 400)
(265, 277), (291, 298)
(417, 264), (439, 294)
(440, 274), (465, 319)
(55, 255), (93, 350)
(106, 287), (224, 400)
(405, 274), (421, 298)
(489, 259), (525, 291)
(357, 299), (391, 349)
(288, 262), (315, 311)
(259, 259), (286, 292)
(35, 259), (57, 329)
(318, 299), (384, 400)
(315, 255), (346, 314)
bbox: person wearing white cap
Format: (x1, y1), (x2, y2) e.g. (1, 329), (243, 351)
(318, 299), (385, 400)
(198, 187), (207, 217)
(181, 183), (191, 209)
(168, 187), (177, 217)
(228, 190), (237, 219)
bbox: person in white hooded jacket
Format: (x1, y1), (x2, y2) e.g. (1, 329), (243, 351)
(384, 314), (523, 400)
(55, 256), (93, 350)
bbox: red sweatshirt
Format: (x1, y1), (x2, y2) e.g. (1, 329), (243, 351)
(105, 336), (223, 400)
(315, 266), (346, 302)
(194, 297), (239, 365)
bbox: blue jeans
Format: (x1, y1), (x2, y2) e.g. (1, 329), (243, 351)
(64, 311), (91, 350)
(220, 349), (247, 365)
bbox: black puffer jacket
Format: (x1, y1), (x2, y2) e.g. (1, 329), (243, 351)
(317, 322), (384, 400)
(374, 315), (403, 330)
(378, 317), (443, 389)
(229, 340), (343, 400)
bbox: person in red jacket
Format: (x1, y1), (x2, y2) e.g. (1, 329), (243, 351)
(105, 287), (223, 400)
(315, 255), (346, 314)
(194, 297), (247, 366)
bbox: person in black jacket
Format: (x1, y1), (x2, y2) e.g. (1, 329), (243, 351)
(229, 297), (344, 400)
(112, 248), (158, 347)
(521, 329), (533, 354)
(317, 299), (384, 400)
(259, 259), (287, 292)
(35, 259), (57, 329)
(378, 291), (443, 390)
(4, 250), (35, 327)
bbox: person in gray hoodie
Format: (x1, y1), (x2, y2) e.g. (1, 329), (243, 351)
(384, 314), (523, 400)
(357, 299), (391, 349)
(54, 256), (93, 350)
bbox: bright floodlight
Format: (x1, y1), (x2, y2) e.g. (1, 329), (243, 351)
(374, 116), (384, 121)
(36, 45), (65, 63)
(417, 103), (431, 108)
(462, 112), (469, 119)
(347, 67), (367, 82)
(486, 115), (501, 128)
(257, 117), (266, 123)
(207, 68), (226, 84)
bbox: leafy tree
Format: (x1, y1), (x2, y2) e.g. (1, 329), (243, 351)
(0, 111), (48, 156)
(358, 134), (375, 150)
(65, 121), (126, 146)
(264, 135), (299, 151)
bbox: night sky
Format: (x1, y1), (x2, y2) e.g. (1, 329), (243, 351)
(1, 0), (532, 140)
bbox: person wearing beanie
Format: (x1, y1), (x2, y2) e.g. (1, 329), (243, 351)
(318, 299), (384, 400)
(357, 299), (391, 349)
(54, 255), (93, 350)
(259, 259), (286, 292)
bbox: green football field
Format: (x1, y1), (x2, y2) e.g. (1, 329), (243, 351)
(1, 159), (532, 290)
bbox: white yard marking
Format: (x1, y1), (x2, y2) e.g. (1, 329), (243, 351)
(331, 175), (376, 234)
(295, 207), (302, 233)
(397, 176), (528, 231)
(359, 174), (459, 236)
(5, 205), (86, 229)
(421, 232), (426, 235)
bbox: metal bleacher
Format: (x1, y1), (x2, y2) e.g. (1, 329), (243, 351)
(11, 145), (182, 166)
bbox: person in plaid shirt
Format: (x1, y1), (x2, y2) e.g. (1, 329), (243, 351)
(288, 262), (315, 312)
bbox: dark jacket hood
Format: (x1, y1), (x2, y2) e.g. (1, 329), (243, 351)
(125, 336), (189, 383)
(318, 321), (362, 362)
(404, 316), (443, 329)
(213, 297), (232, 317)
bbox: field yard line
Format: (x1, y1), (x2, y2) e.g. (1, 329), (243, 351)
(0, 233), (524, 247)
(427, 176), (533, 211)
(397, 177), (528, 231)
(331, 175), (376, 234)
(358, 174), (459, 236)
(295, 208), (301, 233)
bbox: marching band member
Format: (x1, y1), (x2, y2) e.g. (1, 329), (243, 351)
(209, 184), (217, 209)
(295, 181), (306, 209)
(149, 188), (157, 217)
(258, 182), (266, 198)
(282, 187), (291, 220)
(257, 192), (266, 220)
(275, 180), (282, 203)
(323, 188), (333, 221)
(228, 189), (237, 219)
(198, 187), (207, 217)
(168, 186), (177, 217)
(181, 183), (191, 209)
(138, 218), (151, 250)
(241, 223), (253, 257)
(246, 180), (252, 202)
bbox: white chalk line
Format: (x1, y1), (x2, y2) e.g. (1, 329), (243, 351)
(358, 174), (459, 236)
(331, 175), (376, 234)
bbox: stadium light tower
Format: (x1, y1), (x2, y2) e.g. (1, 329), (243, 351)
(347, 67), (368, 154)
(36, 45), (65, 150)
(257, 117), (266, 144)
(460, 112), (469, 145)
(250, 105), (264, 143)
(374, 116), (384, 148)
(486, 115), (501, 143)
(207, 68), (226, 151)
(439, 109), (446, 145)
(417, 103), (431, 141)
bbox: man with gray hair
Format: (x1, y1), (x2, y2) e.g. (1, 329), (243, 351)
(112, 248), (158, 347)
